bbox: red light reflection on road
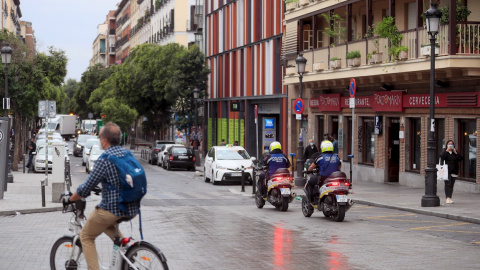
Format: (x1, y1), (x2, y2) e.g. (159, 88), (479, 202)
(272, 224), (292, 268)
(327, 235), (348, 270)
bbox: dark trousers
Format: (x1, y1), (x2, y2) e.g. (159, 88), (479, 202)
(444, 175), (457, 198)
(258, 172), (267, 196)
(26, 154), (33, 168)
(305, 175), (327, 201)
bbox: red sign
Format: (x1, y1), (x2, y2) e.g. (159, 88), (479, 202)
(309, 94), (341, 111)
(371, 92), (403, 112)
(341, 96), (372, 108)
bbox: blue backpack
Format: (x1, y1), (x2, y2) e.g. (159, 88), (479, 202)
(101, 150), (147, 214)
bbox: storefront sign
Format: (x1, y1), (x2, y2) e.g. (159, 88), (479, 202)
(309, 94), (341, 111)
(402, 93), (479, 108)
(341, 96), (371, 108)
(372, 92), (403, 112)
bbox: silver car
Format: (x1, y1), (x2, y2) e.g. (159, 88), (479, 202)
(86, 145), (105, 173)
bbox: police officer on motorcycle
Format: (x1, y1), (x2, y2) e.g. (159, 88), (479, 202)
(258, 141), (291, 197)
(305, 140), (342, 203)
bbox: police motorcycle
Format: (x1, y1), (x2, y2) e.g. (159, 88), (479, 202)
(302, 168), (354, 222)
(255, 164), (296, 211)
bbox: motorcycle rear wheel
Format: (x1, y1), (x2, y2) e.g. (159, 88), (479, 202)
(322, 203), (332, 218)
(301, 197), (314, 217)
(255, 190), (265, 209)
(279, 197), (289, 212)
(333, 205), (346, 222)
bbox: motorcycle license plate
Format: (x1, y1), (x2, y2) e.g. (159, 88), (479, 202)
(280, 188), (291, 195)
(336, 195), (348, 203)
(231, 172), (242, 177)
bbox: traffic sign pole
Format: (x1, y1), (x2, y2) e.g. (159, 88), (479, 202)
(349, 79), (356, 185)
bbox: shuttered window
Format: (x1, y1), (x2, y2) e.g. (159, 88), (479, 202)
(282, 21), (298, 60)
(407, 2), (416, 30)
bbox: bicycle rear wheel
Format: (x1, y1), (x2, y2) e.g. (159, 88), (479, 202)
(50, 236), (87, 270)
(123, 241), (169, 270)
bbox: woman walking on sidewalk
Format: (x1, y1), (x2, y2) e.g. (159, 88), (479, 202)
(440, 140), (463, 204)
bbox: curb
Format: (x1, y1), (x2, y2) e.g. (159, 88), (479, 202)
(0, 206), (63, 217)
(354, 199), (480, 225)
(229, 188), (255, 198)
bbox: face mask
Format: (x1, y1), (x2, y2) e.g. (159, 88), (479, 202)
(310, 142), (314, 146)
(448, 145), (453, 149)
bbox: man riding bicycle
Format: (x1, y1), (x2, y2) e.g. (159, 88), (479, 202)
(65, 122), (139, 270)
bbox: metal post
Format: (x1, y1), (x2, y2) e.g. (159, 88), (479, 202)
(295, 75), (304, 185)
(4, 64), (12, 184)
(252, 166), (256, 194)
(241, 166), (245, 192)
(41, 180), (46, 207)
(45, 115), (49, 186)
(421, 35), (440, 207)
(23, 153), (25, 173)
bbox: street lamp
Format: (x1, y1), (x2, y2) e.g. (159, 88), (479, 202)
(1, 45), (13, 184)
(295, 54), (307, 184)
(421, 3), (442, 207)
(193, 88), (200, 166)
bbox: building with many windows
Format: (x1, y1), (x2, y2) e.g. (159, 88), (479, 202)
(20, 20), (35, 60)
(284, 0), (480, 192)
(89, 23), (107, 67)
(115, 0), (131, 64)
(1, 0), (21, 36)
(204, 0), (286, 158)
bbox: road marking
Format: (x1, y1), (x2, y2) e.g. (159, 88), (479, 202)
(410, 222), (470, 230)
(413, 229), (480, 234)
(473, 241), (480, 244)
(364, 213), (416, 219)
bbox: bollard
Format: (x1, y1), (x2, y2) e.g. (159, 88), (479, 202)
(348, 155), (354, 184)
(41, 180), (46, 207)
(241, 166), (245, 192)
(23, 154), (25, 173)
(252, 167), (256, 194)
(289, 153), (296, 179)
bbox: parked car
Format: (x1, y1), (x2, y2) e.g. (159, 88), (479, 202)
(162, 145), (195, 171)
(203, 146), (255, 185)
(149, 140), (175, 165)
(157, 144), (183, 167)
(33, 145), (69, 173)
(73, 134), (96, 157)
(82, 138), (101, 166)
(86, 145), (105, 173)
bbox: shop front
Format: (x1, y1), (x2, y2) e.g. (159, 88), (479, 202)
(306, 91), (480, 192)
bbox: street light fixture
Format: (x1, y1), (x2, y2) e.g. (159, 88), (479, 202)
(295, 53), (307, 184)
(1, 45), (13, 184)
(422, 3), (442, 207)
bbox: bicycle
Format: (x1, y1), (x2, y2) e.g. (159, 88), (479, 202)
(49, 189), (169, 270)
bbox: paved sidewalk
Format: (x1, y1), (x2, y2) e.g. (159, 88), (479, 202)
(2, 162), (479, 225)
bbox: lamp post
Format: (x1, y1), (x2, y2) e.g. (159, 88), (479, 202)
(422, 3), (442, 207)
(295, 54), (307, 185)
(1, 45), (13, 184)
(193, 88), (200, 166)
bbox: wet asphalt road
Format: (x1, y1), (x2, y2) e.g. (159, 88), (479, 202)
(0, 144), (479, 269)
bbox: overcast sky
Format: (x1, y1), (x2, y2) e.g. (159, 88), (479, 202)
(21, 0), (120, 82)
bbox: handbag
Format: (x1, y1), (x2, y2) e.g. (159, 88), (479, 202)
(436, 158), (449, 181)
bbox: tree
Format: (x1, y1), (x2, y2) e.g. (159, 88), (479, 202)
(0, 30), (68, 171)
(166, 45), (210, 131)
(71, 64), (113, 119)
(61, 78), (79, 114)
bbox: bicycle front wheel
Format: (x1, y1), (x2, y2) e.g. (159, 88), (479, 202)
(50, 236), (87, 270)
(123, 241), (169, 270)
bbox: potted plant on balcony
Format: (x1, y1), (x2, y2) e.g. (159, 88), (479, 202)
(322, 13), (347, 46)
(395, 46), (408, 61)
(375, 16), (405, 61)
(285, 0), (297, 12)
(299, 0), (310, 7)
(421, 43), (440, 57)
(313, 61), (326, 72)
(367, 40), (383, 64)
(346, 50), (361, 67)
(329, 57), (341, 69)
(286, 65), (297, 76)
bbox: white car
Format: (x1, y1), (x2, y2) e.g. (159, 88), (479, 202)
(203, 146), (256, 185)
(82, 138), (101, 166)
(33, 146), (69, 173)
(86, 145), (105, 173)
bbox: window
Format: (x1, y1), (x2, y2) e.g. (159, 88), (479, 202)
(360, 117), (375, 165)
(409, 118), (421, 172)
(458, 119), (476, 180)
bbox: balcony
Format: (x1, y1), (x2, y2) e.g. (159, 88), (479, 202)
(109, 46), (116, 55)
(109, 29), (116, 35)
(284, 23), (480, 85)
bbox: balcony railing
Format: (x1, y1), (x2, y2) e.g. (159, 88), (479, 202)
(286, 25), (460, 72)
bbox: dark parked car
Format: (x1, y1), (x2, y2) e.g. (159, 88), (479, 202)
(149, 140), (174, 165)
(163, 146), (195, 171)
(73, 134), (96, 157)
